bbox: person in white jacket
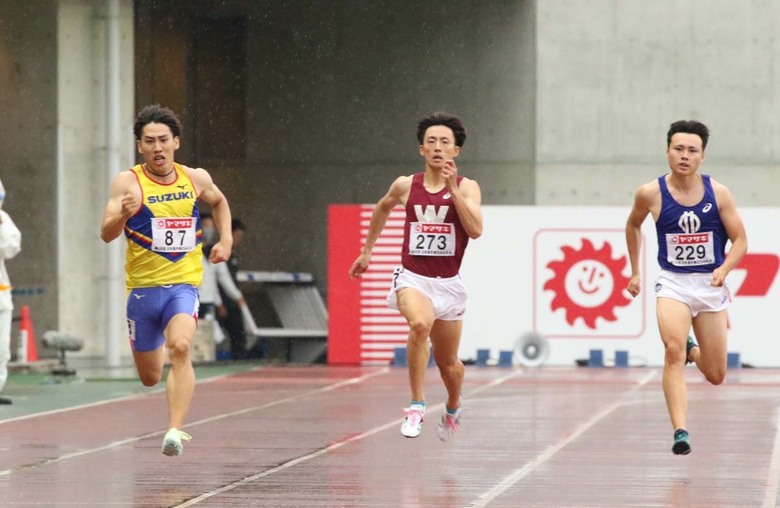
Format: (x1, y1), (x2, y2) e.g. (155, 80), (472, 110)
(0, 178), (22, 405)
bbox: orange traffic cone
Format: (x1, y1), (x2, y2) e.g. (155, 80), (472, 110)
(17, 305), (39, 363)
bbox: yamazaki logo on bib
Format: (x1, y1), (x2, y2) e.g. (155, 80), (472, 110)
(670, 233), (709, 244)
(414, 224), (452, 234)
(156, 218), (193, 229)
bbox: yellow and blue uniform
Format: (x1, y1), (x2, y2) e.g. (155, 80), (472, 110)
(124, 164), (202, 352)
(124, 163), (203, 288)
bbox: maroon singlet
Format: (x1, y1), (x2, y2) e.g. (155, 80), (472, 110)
(400, 172), (469, 278)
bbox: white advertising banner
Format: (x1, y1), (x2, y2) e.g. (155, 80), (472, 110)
(459, 206), (776, 367)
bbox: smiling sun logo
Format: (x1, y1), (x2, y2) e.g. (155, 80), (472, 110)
(543, 238), (631, 329)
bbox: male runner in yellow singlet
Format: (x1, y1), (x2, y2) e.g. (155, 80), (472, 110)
(101, 105), (233, 457)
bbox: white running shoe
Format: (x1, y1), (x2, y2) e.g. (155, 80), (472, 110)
(162, 428), (192, 457)
(401, 405), (425, 438)
(437, 408), (462, 442)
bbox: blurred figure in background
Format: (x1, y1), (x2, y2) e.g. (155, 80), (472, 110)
(0, 178), (22, 405)
(218, 218), (252, 360)
(197, 212), (245, 349)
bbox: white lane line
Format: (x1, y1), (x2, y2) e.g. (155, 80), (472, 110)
(0, 368), (390, 477)
(173, 369), (525, 507)
(467, 369), (658, 508)
(762, 407), (780, 508)
(0, 368), (250, 426)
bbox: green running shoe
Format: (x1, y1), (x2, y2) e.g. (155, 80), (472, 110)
(686, 336), (699, 365)
(672, 428), (691, 455)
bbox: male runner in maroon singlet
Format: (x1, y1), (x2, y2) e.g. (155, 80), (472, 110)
(349, 112), (483, 441)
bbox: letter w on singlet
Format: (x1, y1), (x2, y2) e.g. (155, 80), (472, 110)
(413, 205), (449, 223)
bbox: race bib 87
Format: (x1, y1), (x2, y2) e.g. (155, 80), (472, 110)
(151, 218), (197, 252)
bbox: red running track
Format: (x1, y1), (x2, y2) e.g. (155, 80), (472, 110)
(1, 365), (779, 507)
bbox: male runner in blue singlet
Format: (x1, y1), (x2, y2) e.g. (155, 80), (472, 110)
(625, 120), (747, 455)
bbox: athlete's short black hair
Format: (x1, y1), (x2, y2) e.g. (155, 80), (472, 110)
(133, 104), (183, 140)
(667, 120), (709, 150)
(416, 112), (466, 147)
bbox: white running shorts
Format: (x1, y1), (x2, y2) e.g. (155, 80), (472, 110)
(387, 267), (468, 321)
(654, 269), (731, 317)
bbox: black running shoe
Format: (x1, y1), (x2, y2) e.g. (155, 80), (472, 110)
(686, 336), (699, 365)
(672, 428), (691, 455)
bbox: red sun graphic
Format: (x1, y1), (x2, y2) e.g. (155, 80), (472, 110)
(543, 238), (631, 329)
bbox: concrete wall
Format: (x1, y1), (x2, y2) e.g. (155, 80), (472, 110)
(57, 0), (135, 357)
(0, 1), (59, 352)
(535, 0), (780, 206)
(134, 0), (536, 300)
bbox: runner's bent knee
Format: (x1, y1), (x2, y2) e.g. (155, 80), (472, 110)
(167, 336), (191, 361)
(703, 369), (725, 385)
(699, 357), (726, 384)
(408, 319), (432, 341)
(138, 366), (162, 386)
(664, 340), (686, 366)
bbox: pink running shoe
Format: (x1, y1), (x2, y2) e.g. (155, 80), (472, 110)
(401, 405), (425, 438)
(437, 408), (462, 442)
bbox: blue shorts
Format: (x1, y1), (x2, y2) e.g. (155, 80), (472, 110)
(126, 285), (199, 352)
